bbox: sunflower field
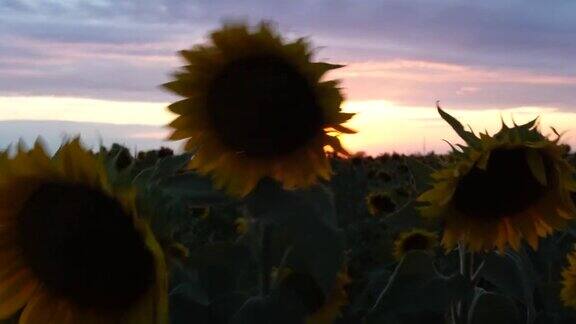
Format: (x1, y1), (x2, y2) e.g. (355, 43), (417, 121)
(2, 22), (576, 324)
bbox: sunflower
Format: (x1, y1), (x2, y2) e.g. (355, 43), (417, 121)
(418, 107), (576, 252)
(234, 216), (250, 235)
(366, 191), (396, 216)
(305, 266), (351, 324)
(561, 248), (576, 309)
(163, 22), (354, 197)
(392, 229), (438, 261)
(0, 140), (168, 323)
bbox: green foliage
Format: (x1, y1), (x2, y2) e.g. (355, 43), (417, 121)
(479, 250), (536, 307)
(97, 144), (576, 323)
(366, 251), (470, 323)
(468, 291), (520, 324)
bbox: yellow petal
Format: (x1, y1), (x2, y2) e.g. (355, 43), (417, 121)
(0, 268), (38, 319)
(18, 287), (59, 324)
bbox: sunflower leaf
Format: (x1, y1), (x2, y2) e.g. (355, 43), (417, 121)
(365, 251), (471, 322)
(468, 291), (520, 324)
(405, 157), (435, 193)
(534, 282), (564, 317)
(149, 153), (192, 181)
(442, 139), (462, 154)
(382, 200), (434, 231)
(437, 105), (480, 147)
(170, 262), (210, 306)
(229, 292), (307, 324)
(477, 250), (537, 308)
(246, 181), (344, 294)
(185, 242), (253, 302)
(156, 173), (232, 205)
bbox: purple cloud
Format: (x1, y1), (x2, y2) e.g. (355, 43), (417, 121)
(1, 0), (576, 109)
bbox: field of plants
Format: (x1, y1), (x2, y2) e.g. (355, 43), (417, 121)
(97, 137), (576, 324)
(2, 21), (576, 324)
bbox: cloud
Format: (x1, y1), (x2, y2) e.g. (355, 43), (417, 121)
(333, 60), (576, 109)
(1, 0), (576, 109)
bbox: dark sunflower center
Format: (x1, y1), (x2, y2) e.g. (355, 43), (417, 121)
(401, 234), (431, 252)
(452, 148), (552, 219)
(370, 195), (396, 214)
(17, 182), (156, 310)
(206, 56), (324, 157)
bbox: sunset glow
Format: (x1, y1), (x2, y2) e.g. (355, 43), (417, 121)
(2, 1), (576, 154)
(0, 96), (173, 125)
(2, 96), (576, 155)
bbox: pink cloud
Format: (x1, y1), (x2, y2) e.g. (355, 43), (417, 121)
(457, 86), (480, 96)
(333, 60), (576, 85)
(326, 59), (576, 109)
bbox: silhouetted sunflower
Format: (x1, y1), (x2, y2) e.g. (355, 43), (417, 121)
(164, 22), (354, 197)
(392, 229), (438, 260)
(0, 140), (167, 323)
(418, 107), (576, 252)
(366, 191), (396, 216)
(305, 266), (351, 324)
(234, 217), (250, 235)
(561, 249), (576, 309)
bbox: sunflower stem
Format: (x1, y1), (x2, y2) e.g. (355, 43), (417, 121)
(260, 222), (271, 296)
(469, 252), (475, 278)
(471, 260), (486, 283)
(459, 242), (471, 279)
(456, 242), (472, 323)
(449, 302), (458, 324)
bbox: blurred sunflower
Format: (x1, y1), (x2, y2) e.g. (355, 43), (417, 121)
(561, 249), (576, 309)
(0, 140), (167, 323)
(305, 266), (351, 324)
(164, 22), (354, 197)
(392, 229), (438, 261)
(366, 191), (396, 216)
(376, 170), (392, 183)
(234, 216), (250, 235)
(419, 107), (576, 252)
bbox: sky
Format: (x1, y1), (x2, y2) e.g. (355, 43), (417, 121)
(2, 0), (576, 154)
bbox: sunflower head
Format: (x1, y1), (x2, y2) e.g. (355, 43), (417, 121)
(561, 248), (576, 309)
(392, 229), (438, 261)
(305, 266), (351, 324)
(418, 107), (576, 252)
(366, 191), (396, 216)
(376, 170), (393, 182)
(191, 206), (210, 219)
(163, 22), (355, 197)
(271, 265), (350, 324)
(0, 139), (167, 323)
(234, 216), (250, 235)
